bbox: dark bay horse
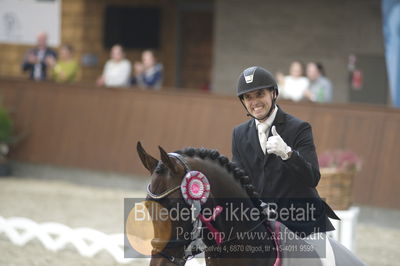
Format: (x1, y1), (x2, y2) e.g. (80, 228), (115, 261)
(136, 142), (278, 266)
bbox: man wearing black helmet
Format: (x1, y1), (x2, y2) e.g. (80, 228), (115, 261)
(231, 66), (340, 264)
(232, 66), (339, 235)
(232, 66), (365, 266)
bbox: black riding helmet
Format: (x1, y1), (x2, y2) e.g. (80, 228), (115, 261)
(236, 66), (279, 121)
(236, 66), (279, 98)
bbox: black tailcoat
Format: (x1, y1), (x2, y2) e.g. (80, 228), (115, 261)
(232, 107), (338, 235)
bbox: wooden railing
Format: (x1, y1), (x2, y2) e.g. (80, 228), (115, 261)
(1, 78), (399, 209)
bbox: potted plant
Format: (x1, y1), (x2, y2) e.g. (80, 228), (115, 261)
(317, 150), (362, 210)
(0, 106), (15, 176)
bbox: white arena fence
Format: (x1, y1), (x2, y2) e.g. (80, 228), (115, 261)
(0, 216), (205, 265)
(0, 216), (137, 264)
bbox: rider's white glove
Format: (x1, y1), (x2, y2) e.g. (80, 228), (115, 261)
(266, 126), (292, 160)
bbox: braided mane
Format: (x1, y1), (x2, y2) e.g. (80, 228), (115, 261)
(175, 147), (262, 210)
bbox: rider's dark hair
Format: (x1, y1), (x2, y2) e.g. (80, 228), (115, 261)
(175, 147), (262, 209)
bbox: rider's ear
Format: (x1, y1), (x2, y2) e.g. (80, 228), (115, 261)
(159, 146), (178, 175)
(137, 142), (158, 174)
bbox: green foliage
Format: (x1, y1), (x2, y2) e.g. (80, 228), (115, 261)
(0, 107), (13, 144)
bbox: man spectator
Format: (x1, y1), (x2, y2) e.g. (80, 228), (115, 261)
(21, 32), (57, 81)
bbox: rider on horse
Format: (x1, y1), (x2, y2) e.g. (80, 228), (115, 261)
(232, 66), (340, 264)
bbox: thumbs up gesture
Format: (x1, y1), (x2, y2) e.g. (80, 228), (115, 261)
(266, 126), (292, 160)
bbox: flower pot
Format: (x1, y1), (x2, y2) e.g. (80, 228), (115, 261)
(317, 168), (356, 210)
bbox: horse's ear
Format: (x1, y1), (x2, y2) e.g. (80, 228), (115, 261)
(137, 142), (158, 174)
(159, 146), (178, 174)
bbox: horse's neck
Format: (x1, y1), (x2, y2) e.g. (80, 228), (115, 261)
(203, 218), (277, 266)
(187, 158), (276, 265)
(188, 157), (249, 198)
(189, 157), (261, 230)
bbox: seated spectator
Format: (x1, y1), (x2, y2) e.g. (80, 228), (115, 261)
(96, 44), (132, 87)
(304, 62), (333, 103)
(132, 50), (163, 90)
(22, 32), (57, 81)
(277, 61), (309, 102)
(48, 44), (79, 83)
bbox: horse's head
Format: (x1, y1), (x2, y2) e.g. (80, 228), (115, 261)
(136, 142), (270, 266)
(137, 141), (184, 197)
(137, 142), (196, 266)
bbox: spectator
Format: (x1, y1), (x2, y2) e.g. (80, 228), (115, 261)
(304, 62), (333, 103)
(277, 61), (309, 102)
(132, 50), (163, 90)
(48, 44), (79, 83)
(22, 32), (57, 81)
(96, 44), (131, 87)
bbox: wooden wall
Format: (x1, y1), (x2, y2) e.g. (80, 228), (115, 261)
(1, 78), (399, 209)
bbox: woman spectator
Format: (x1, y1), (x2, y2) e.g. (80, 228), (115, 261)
(97, 44), (132, 87)
(132, 50), (163, 90)
(48, 44), (79, 83)
(304, 62), (333, 103)
(277, 61), (309, 102)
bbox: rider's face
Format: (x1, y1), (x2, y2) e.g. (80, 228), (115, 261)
(242, 89), (274, 121)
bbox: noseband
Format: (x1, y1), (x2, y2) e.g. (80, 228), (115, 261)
(146, 183), (180, 200)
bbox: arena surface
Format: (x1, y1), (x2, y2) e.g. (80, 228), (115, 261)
(0, 163), (399, 266)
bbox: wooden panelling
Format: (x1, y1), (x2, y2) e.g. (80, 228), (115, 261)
(0, 78), (399, 209)
(179, 10), (214, 89)
(372, 113), (400, 207)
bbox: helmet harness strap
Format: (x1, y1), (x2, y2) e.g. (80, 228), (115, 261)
(240, 89), (277, 122)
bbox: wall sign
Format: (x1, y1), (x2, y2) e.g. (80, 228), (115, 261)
(0, 0), (61, 46)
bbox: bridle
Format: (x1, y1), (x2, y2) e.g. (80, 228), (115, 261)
(146, 183), (180, 200)
(146, 152), (189, 200)
(145, 152), (276, 266)
(146, 152), (203, 266)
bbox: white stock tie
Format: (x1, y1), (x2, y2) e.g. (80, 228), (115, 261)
(257, 123), (269, 154)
